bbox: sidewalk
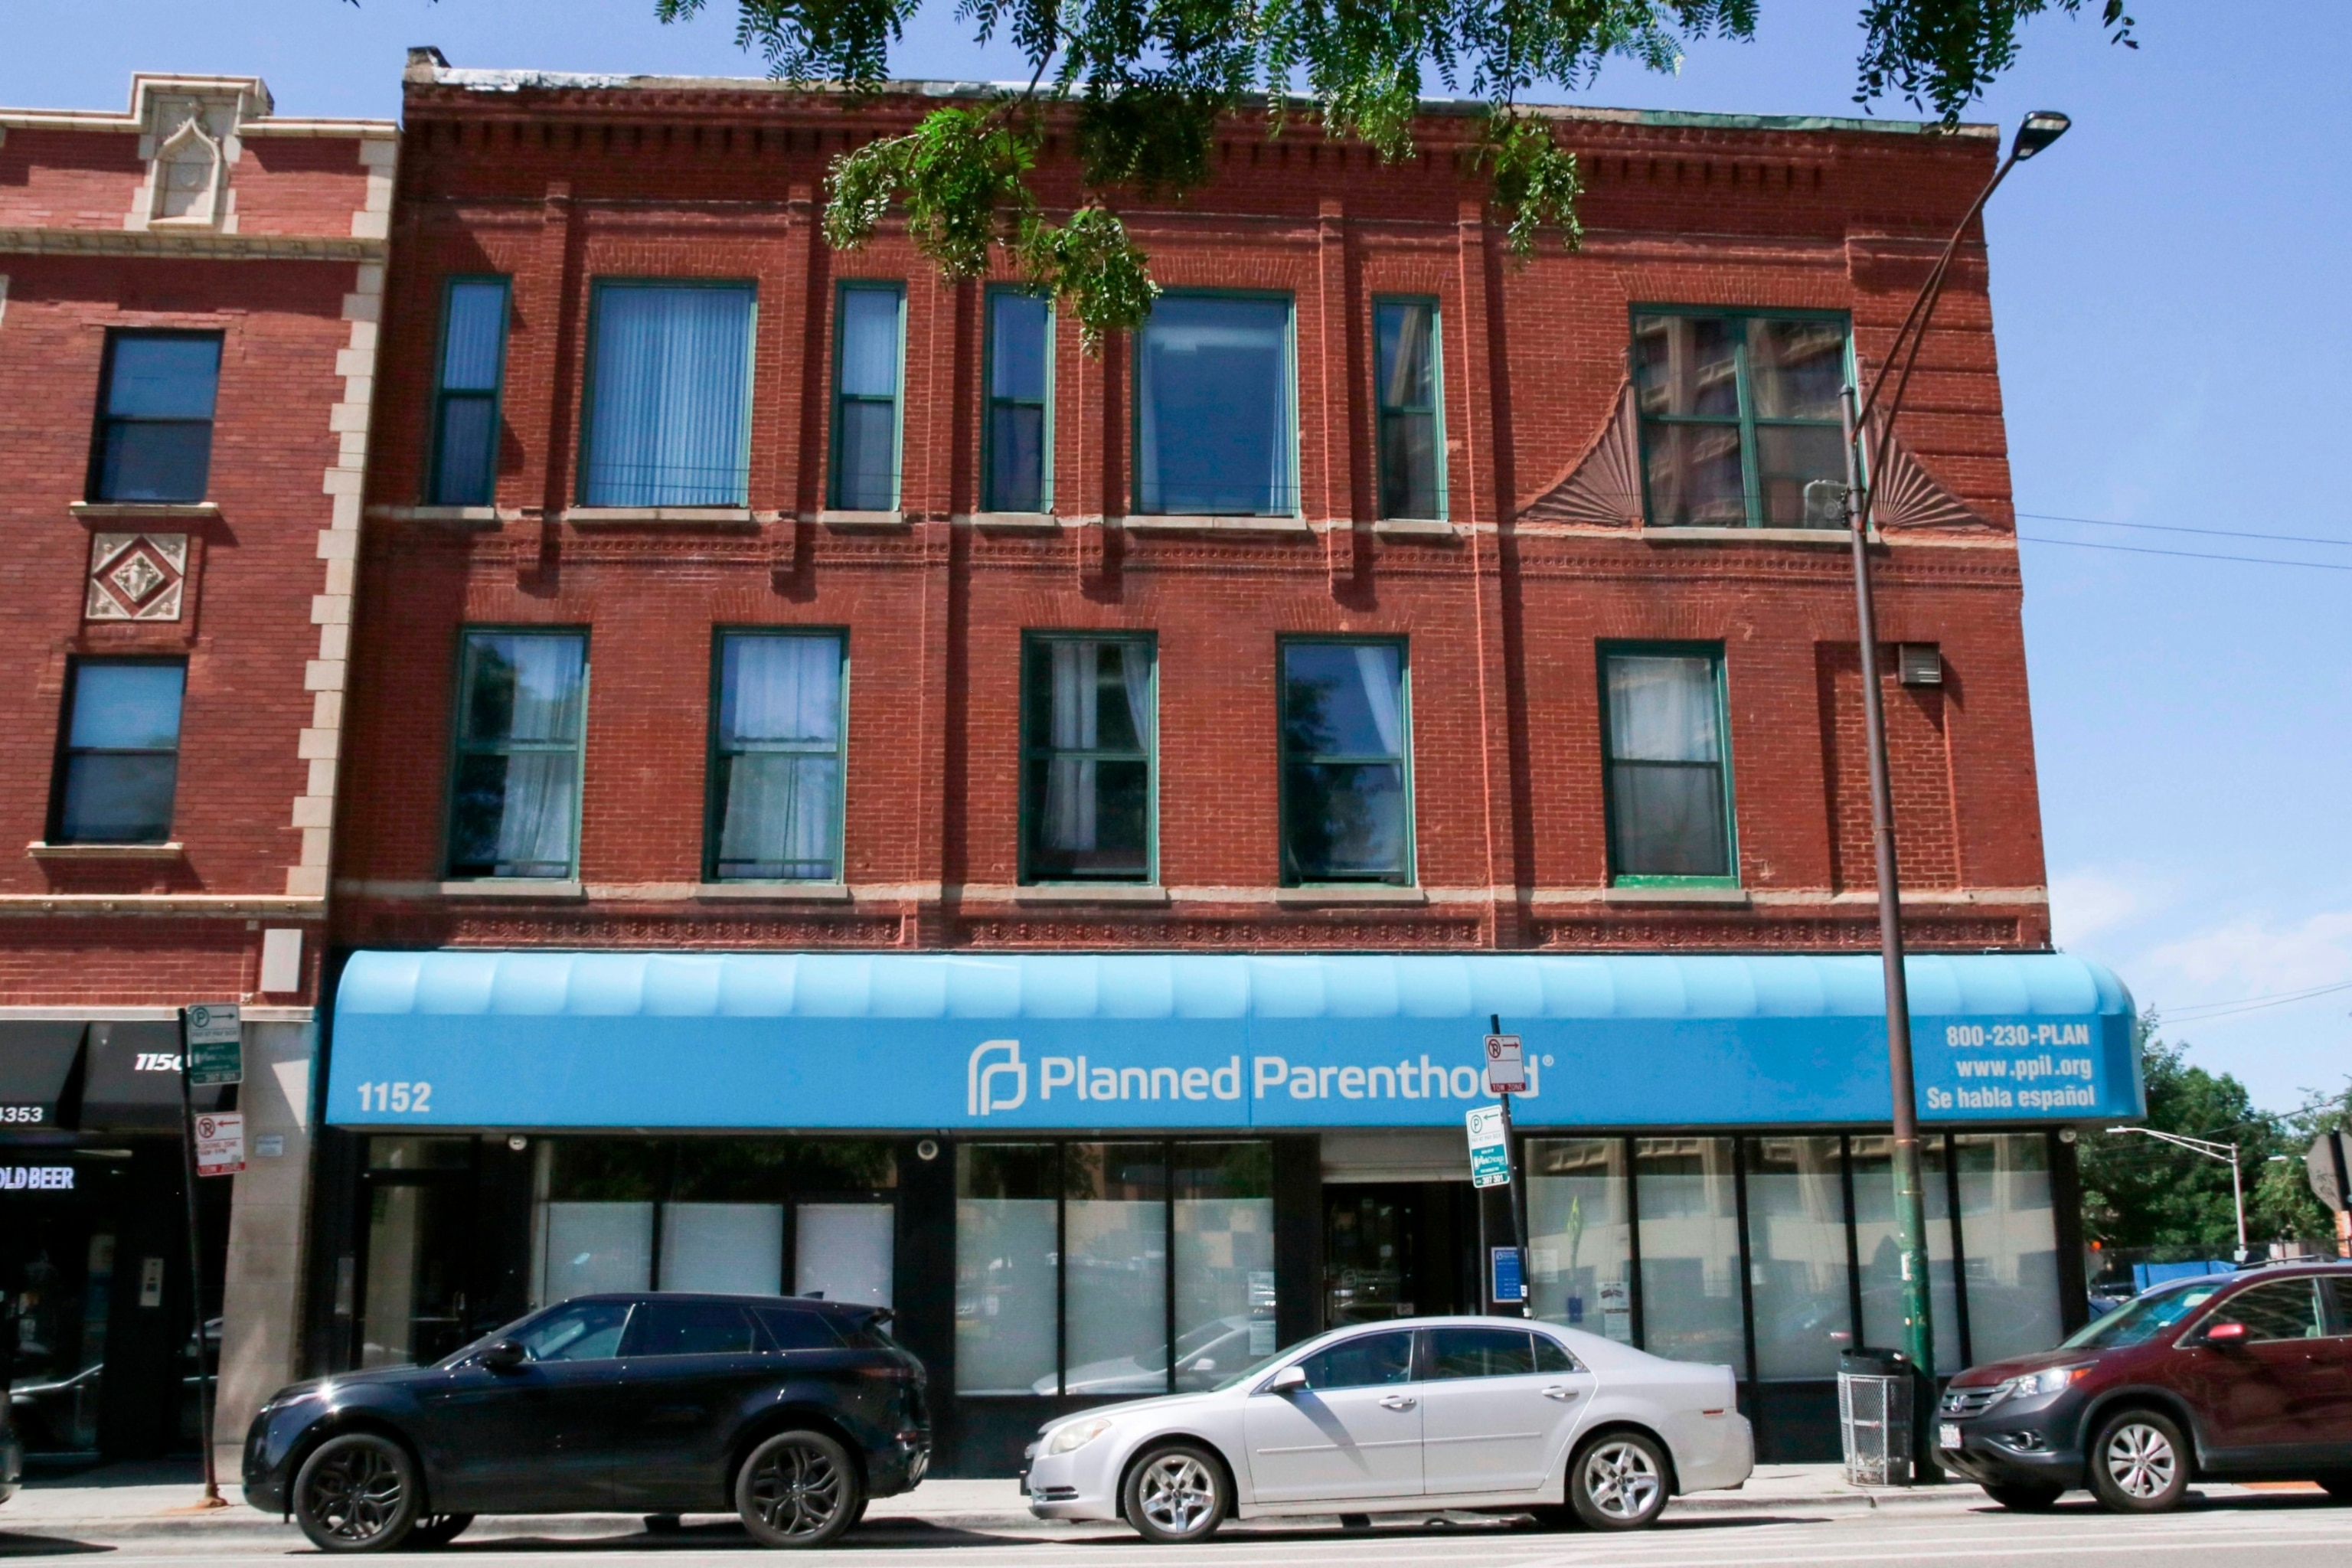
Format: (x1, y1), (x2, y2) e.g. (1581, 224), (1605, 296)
(0, 1463), (2050, 1544)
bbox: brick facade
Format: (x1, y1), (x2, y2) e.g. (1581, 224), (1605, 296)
(336, 57), (2049, 960)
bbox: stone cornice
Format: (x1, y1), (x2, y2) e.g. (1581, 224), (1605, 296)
(0, 893), (326, 918)
(0, 227), (387, 261)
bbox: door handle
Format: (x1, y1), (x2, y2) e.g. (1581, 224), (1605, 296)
(1542, 1386), (1580, 1401)
(1379, 1394), (1418, 1410)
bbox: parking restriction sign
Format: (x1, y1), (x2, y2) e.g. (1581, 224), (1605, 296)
(194, 1112), (245, 1178)
(1483, 1034), (1526, 1094)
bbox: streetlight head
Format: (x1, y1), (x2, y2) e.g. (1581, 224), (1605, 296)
(2012, 110), (2072, 160)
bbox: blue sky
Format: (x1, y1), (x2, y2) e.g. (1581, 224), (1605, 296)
(8, 3), (2344, 1116)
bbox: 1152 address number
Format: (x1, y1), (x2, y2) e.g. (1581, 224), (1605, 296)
(353, 1081), (433, 1113)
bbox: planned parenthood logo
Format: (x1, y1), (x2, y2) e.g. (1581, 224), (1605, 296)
(968, 1040), (1027, 1116)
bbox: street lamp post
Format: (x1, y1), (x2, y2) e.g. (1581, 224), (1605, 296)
(2107, 1125), (2250, 1261)
(1819, 109), (2072, 1472)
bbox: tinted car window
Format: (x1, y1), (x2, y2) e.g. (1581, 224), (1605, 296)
(2061, 1280), (2226, 1349)
(1295, 1331), (1413, 1390)
(632, 1302), (759, 1357)
(1534, 1334), (1579, 1374)
(1426, 1328), (1537, 1380)
(2217, 1280), (2325, 1342)
(757, 1307), (845, 1351)
(2324, 1279), (2350, 1337)
(515, 1299), (630, 1362)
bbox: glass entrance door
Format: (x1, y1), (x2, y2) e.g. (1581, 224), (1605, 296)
(358, 1139), (478, 1367)
(1323, 1182), (1475, 1326)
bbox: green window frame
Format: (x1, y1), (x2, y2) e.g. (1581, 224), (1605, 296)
(1278, 637), (1413, 887)
(445, 629), (589, 880)
(704, 629), (849, 884)
(1630, 306), (1853, 530)
(1132, 291), (1298, 518)
(427, 276), (511, 507)
(1372, 297), (1446, 521)
(983, 286), (1054, 514)
(829, 281), (906, 511)
(1018, 632), (1156, 884)
(576, 279), (757, 508)
(1597, 642), (1737, 887)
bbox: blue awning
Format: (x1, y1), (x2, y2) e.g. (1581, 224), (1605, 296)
(328, 949), (2138, 1132)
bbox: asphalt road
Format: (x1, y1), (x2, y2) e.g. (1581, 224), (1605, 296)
(11, 1494), (2350, 1568)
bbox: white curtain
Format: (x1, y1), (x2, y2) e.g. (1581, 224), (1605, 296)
(481, 635), (583, 873)
(1352, 645), (1403, 756)
(1044, 642), (1100, 851)
(584, 283), (753, 506)
(717, 635), (841, 877)
(1608, 655), (1720, 763)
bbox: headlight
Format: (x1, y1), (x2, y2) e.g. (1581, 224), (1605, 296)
(1045, 1416), (1115, 1455)
(1991, 1364), (2089, 1402)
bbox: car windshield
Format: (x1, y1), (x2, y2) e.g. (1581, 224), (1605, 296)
(2059, 1279), (2227, 1350)
(436, 1299), (632, 1368)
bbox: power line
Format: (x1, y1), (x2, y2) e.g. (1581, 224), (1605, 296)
(2161, 978), (2352, 1022)
(2015, 533), (2352, 573)
(2017, 511), (2352, 550)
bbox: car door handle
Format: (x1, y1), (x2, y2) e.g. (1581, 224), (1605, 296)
(1379, 1394), (1417, 1410)
(1542, 1386), (1580, 1401)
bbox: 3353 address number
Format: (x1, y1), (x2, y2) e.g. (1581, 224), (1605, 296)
(353, 1081), (433, 1113)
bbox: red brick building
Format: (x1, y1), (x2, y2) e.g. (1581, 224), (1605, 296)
(0, 75), (394, 1462)
(309, 51), (2121, 1471)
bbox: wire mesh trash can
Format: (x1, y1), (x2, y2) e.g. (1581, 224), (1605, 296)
(1838, 1348), (1917, 1485)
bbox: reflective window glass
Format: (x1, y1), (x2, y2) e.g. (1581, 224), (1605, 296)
(432, 279), (509, 505)
(582, 283), (755, 507)
(1374, 300), (1442, 519)
(1635, 1136), (1746, 1373)
(54, 661), (186, 845)
(1063, 1143), (1168, 1396)
(1955, 1133), (2062, 1362)
(1023, 636), (1153, 882)
(631, 1300), (759, 1357)
(1602, 648), (1733, 882)
(1174, 1144), (1276, 1390)
(91, 332), (220, 503)
(1426, 1327), (1537, 1380)
(2221, 1280), (2325, 1342)
(1632, 310), (1849, 529)
(1854, 1134), (1962, 1371)
(1135, 295), (1295, 515)
(1281, 641), (1410, 884)
(831, 284), (903, 511)
(1746, 1135), (1852, 1380)
(954, 1144), (1058, 1394)
(515, 1298), (631, 1361)
(1527, 1138), (1633, 1341)
(1295, 1330), (1414, 1390)
(757, 1306), (845, 1351)
(449, 631), (586, 879)
(986, 290), (1051, 511)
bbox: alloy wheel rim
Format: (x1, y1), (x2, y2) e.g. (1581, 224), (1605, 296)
(1139, 1454), (1217, 1535)
(748, 1441), (846, 1537)
(2105, 1423), (2176, 1500)
(305, 1445), (406, 1543)
(1585, 1441), (1661, 1520)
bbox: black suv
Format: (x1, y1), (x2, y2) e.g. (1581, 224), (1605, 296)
(244, 1294), (928, 1551)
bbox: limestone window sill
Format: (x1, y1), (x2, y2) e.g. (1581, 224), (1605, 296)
(1638, 526), (1861, 547)
(818, 509), (906, 528)
(1601, 885), (1752, 906)
(694, 881), (851, 903)
(436, 879), (586, 900)
(368, 505), (505, 527)
(1011, 884), (1170, 905)
(1122, 514), (1312, 535)
(70, 501), (219, 521)
(28, 841), (185, 861)
(1371, 518), (1459, 538)
(966, 511), (1060, 531)
(564, 507), (755, 526)
(1275, 885), (1427, 906)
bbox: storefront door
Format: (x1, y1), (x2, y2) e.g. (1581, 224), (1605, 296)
(358, 1139), (478, 1367)
(1323, 1183), (1475, 1326)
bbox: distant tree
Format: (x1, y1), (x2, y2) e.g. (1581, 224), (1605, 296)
(655, 0), (2137, 341)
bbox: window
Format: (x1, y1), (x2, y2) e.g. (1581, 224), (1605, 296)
(629, 1300), (760, 1357)
(1425, 1327), (1538, 1380)
(1526, 1138), (1632, 1341)
(1021, 635), (1153, 883)
(1279, 640), (1410, 885)
(51, 660), (186, 844)
(954, 1143), (1058, 1395)
(756, 1306), (846, 1351)
(1746, 1135), (1853, 1380)
(447, 631), (586, 879)
(1854, 1133), (1962, 1373)
(1173, 1144), (1276, 1390)
(1135, 294), (1295, 515)
(1632, 309), (1850, 528)
(985, 289), (1051, 512)
(707, 632), (845, 882)
(831, 283), (904, 511)
(2216, 1280), (2326, 1343)
(1599, 646), (1735, 884)
(430, 278), (509, 506)
(1295, 1331), (1413, 1390)
(512, 1298), (632, 1362)
(1374, 299), (1444, 519)
(580, 281), (754, 507)
(1064, 1143), (1167, 1395)
(1635, 1136), (1746, 1376)
(89, 332), (220, 504)
(1955, 1132), (2062, 1363)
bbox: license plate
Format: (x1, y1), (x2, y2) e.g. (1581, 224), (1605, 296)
(1939, 1423), (1963, 1451)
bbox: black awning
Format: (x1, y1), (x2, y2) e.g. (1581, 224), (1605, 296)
(0, 1022), (86, 1132)
(80, 1020), (227, 1132)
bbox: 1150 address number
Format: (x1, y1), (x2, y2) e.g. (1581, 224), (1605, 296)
(354, 1081), (433, 1113)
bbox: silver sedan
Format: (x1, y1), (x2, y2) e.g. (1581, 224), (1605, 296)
(1024, 1315), (1752, 1542)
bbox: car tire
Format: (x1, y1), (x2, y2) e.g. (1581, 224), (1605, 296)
(1982, 1483), (2064, 1512)
(737, 1430), (864, 1548)
(292, 1432), (423, 1553)
(1122, 1442), (1228, 1544)
(1569, 1431), (1671, 1530)
(2087, 1410), (2189, 1513)
(405, 1514), (473, 1550)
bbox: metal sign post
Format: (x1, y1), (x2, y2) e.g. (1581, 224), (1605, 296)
(178, 1003), (239, 1508)
(1489, 1016), (1530, 1318)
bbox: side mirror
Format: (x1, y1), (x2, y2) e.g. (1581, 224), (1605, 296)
(479, 1338), (529, 1373)
(1265, 1364), (1308, 1396)
(1191, 1359), (1216, 1374)
(2202, 1320), (2248, 1348)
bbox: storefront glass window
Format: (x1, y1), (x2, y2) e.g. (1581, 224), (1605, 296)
(956, 1144), (1059, 1394)
(532, 1141), (659, 1304)
(1746, 1135), (1851, 1379)
(1854, 1134), (1962, 1371)
(362, 1183), (474, 1367)
(368, 1137), (472, 1171)
(796, 1203), (893, 1308)
(662, 1203), (782, 1295)
(1527, 1138), (1633, 1342)
(1173, 1143), (1276, 1390)
(1063, 1144), (1168, 1396)
(1956, 1132), (2063, 1362)
(1635, 1136), (1746, 1373)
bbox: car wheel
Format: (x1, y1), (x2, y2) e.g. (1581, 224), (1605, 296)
(2087, 1410), (2188, 1513)
(1122, 1442), (1228, 1544)
(1570, 1432), (1670, 1530)
(293, 1432), (422, 1553)
(405, 1514), (473, 1550)
(1982, 1483), (2064, 1512)
(736, 1430), (863, 1548)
